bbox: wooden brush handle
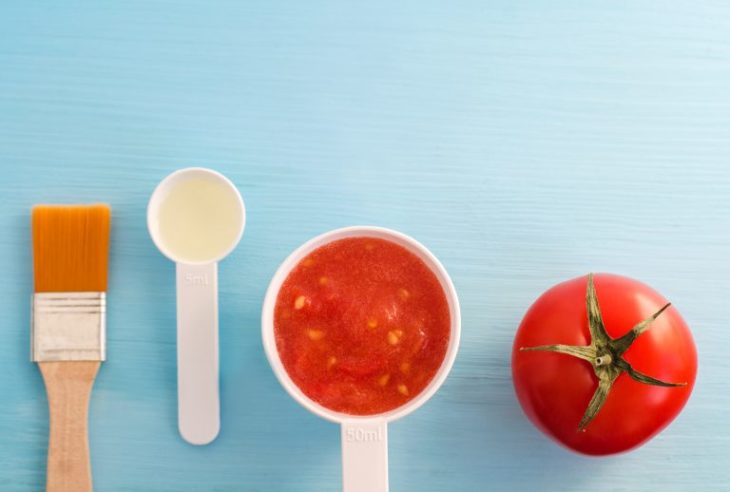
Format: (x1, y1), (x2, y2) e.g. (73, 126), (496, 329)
(39, 361), (100, 492)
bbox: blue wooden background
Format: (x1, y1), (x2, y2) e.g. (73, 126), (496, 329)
(1, 1), (728, 491)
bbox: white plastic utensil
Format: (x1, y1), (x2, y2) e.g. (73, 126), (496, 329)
(262, 226), (460, 492)
(148, 167), (245, 445)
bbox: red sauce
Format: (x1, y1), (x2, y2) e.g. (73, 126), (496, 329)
(274, 237), (451, 415)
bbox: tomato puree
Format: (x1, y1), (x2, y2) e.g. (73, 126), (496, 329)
(274, 237), (450, 415)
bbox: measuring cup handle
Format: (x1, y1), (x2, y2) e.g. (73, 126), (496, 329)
(176, 262), (220, 445)
(341, 420), (388, 492)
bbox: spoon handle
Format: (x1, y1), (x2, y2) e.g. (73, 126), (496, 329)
(176, 261), (220, 445)
(341, 420), (388, 492)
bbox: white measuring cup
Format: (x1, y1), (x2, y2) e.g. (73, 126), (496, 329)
(262, 226), (460, 492)
(148, 167), (245, 445)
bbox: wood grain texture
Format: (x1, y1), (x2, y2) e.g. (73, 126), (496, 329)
(1, 1), (729, 491)
(39, 362), (100, 492)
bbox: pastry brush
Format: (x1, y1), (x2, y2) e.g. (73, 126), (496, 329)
(31, 204), (111, 492)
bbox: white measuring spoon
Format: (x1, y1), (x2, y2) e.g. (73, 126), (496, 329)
(148, 167), (245, 445)
(262, 226), (461, 491)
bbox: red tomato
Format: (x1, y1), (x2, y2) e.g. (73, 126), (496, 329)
(511, 273), (697, 455)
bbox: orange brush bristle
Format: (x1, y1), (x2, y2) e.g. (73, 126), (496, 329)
(32, 205), (111, 293)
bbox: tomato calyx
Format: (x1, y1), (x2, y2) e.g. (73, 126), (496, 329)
(520, 273), (687, 432)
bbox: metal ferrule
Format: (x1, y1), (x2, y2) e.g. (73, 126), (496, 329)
(31, 292), (106, 362)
